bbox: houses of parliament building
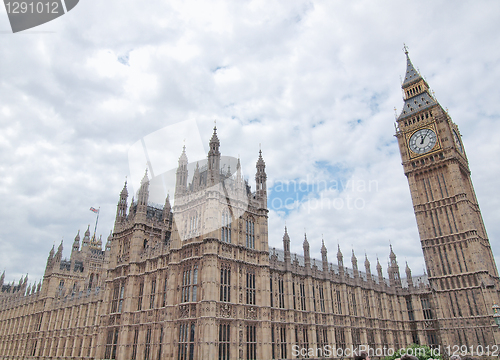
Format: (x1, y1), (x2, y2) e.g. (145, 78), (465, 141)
(1, 52), (499, 360)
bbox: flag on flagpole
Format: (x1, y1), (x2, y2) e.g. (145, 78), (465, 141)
(90, 207), (99, 214)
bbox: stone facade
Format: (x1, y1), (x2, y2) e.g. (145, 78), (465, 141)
(0, 53), (499, 360)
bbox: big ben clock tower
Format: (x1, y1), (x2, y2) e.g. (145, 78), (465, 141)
(395, 47), (500, 347)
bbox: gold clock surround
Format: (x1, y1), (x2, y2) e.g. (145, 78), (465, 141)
(405, 123), (441, 159)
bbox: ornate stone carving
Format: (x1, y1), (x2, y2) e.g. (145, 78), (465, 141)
(219, 303), (232, 318)
(246, 306), (257, 319)
(179, 304), (189, 318)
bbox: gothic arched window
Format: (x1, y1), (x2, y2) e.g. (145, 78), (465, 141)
(221, 210), (231, 243)
(246, 218), (255, 249)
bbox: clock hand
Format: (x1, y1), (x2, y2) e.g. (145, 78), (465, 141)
(420, 130), (430, 145)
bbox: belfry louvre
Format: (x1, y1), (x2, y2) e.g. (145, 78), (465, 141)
(1, 53), (499, 359)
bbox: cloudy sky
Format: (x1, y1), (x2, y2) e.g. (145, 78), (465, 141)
(1, 0), (499, 286)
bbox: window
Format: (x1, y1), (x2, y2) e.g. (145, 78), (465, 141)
(219, 323), (230, 360)
(278, 276), (284, 309)
(296, 326), (309, 358)
(220, 265), (231, 302)
(335, 328), (346, 350)
(150, 279), (156, 309)
(349, 290), (357, 316)
(246, 219), (255, 249)
(144, 327), (151, 360)
(317, 327), (328, 355)
(292, 282), (296, 310)
(364, 291), (371, 317)
(104, 328), (119, 359)
(137, 282), (144, 311)
(336, 289), (342, 314)
(299, 282), (306, 311)
(111, 286), (119, 313)
(272, 325), (287, 359)
(162, 275), (168, 307)
(246, 270), (256, 305)
(406, 296), (414, 321)
(312, 285), (316, 311)
(221, 210), (231, 243)
(246, 324), (257, 360)
(190, 212), (199, 233)
(318, 285), (325, 312)
(111, 284), (125, 313)
(352, 328), (361, 348)
(182, 265), (198, 303)
(270, 277), (274, 307)
(131, 329), (139, 360)
(421, 297), (433, 320)
(158, 327), (164, 359)
(178, 322), (196, 360)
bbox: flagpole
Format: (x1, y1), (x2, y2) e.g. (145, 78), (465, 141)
(93, 207), (100, 237)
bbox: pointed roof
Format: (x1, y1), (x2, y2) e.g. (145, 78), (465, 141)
(303, 233), (309, 248)
(389, 244), (396, 261)
(57, 240), (63, 252)
(337, 244), (343, 259)
(179, 145), (188, 164)
(365, 254), (370, 268)
(49, 245), (55, 257)
(402, 47), (423, 88)
(321, 238), (327, 253)
(210, 126), (219, 145)
(351, 249), (357, 262)
(141, 169), (149, 185)
(84, 224), (90, 238)
(283, 226), (290, 242)
(74, 230), (80, 243)
(405, 261), (412, 274)
(257, 149), (265, 167)
(398, 47), (437, 120)
(121, 180), (128, 196)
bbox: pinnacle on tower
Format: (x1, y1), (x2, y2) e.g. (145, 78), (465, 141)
(179, 145), (188, 165)
(303, 233), (310, 267)
(255, 149), (267, 207)
(137, 169), (150, 210)
(402, 44), (423, 87)
(376, 257), (383, 279)
(351, 249), (358, 272)
(365, 254), (370, 270)
(164, 194), (171, 214)
(397, 47), (436, 120)
(121, 180), (128, 197)
(365, 254), (372, 279)
(283, 226), (290, 252)
(49, 245), (55, 258)
(209, 125), (220, 148)
(72, 230), (80, 252)
(406, 262), (413, 287)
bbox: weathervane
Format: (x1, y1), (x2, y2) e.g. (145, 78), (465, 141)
(403, 43), (409, 54)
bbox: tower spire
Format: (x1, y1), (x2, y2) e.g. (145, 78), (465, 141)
(208, 126), (221, 186)
(175, 146), (189, 197)
(255, 148), (267, 208)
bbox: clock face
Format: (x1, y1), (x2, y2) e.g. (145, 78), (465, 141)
(453, 129), (463, 153)
(409, 128), (437, 154)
